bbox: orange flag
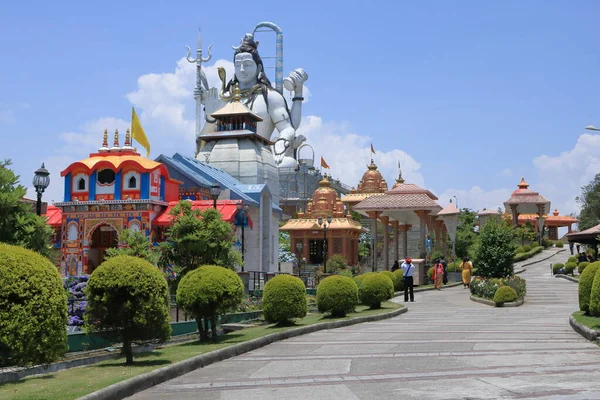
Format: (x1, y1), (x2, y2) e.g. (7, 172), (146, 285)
(320, 156), (330, 169)
(371, 143), (376, 154)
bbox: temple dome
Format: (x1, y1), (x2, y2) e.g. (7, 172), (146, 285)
(357, 161), (388, 194)
(309, 174), (344, 218)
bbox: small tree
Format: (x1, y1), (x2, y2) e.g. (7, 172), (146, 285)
(474, 218), (516, 278)
(515, 221), (536, 246)
(105, 228), (159, 264)
(0, 243), (68, 367)
(85, 255), (171, 364)
(160, 202), (241, 285)
(176, 265), (244, 341)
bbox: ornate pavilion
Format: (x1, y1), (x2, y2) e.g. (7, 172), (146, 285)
(280, 175), (363, 266)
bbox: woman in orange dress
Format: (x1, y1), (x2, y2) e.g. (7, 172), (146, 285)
(460, 257), (473, 288)
(433, 259), (445, 290)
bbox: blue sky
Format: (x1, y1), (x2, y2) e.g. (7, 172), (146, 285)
(1, 0), (600, 221)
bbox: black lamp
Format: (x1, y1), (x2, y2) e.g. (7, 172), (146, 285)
(237, 203), (249, 271)
(318, 215), (333, 273)
(33, 163), (50, 216)
(210, 183), (221, 209)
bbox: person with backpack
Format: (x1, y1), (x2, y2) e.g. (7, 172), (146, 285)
(401, 258), (415, 302)
(432, 259), (445, 290)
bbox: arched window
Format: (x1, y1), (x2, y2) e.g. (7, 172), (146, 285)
(78, 178), (86, 191)
(128, 176), (137, 189)
(67, 224), (78, 241)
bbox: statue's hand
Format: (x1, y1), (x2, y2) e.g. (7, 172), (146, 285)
(285, 68), (308, 95)
(201, 87), (224, 117)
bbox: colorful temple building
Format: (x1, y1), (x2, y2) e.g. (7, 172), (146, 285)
(280, 175), (363, 265)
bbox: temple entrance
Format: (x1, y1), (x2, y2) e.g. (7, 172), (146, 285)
(87, 224), (118, 273)
(309, 239), (325, 264)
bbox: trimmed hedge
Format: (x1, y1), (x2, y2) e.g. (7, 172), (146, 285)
(578, 261), (600, 313)
(85, 255), (171, 364)
(589, 267), (600, 317)
(177, 265), (244, 341)
(522, 245), (531, 253)
(379, 271), (395, 286)
(316, 275), (358, 317)
(0, 243), (68, 367)
(514, 246), (544, 262)
(567, 256), (578, 264)
(358, 273), (394, 309)
(565, 262), (577, 276)
(392, 269), (404, 291)
(552, 263), (564, 275)
(578, 262), (590, 275)
(263, 275), (307, 324)
(493, 286), (518, 304)
(555, 241), (564, 248)
(353, 272), (376, 288)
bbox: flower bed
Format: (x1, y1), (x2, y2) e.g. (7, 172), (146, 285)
(64, 275), (89, 327)
(470, 275), (526, 302)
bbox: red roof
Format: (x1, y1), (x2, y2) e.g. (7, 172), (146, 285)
(154, 200), (251, 227)
(43, 205), (62, 227)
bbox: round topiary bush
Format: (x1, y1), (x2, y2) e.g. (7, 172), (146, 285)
(86, 255), (171, 364)
(316, 275), (358, 317)
(578, 261), (600, 313)
(353, 272), (375, 289)
(515, 246), (525, 254)
(588, 268), (600, 317)
(263, 275), (307, 324)
(379, 271), (395, 286)
(392, 269), (404, 291)
(177, 265), (244, 341)
(0, 243), (68, 367)
(567, 256), (578, 264)
(565, 262), (577, 276)
(552, 263), (564, 275)
(493, 286), (518, 305)
(555, 241), (564, 248)
(578, 261), (590, 275)
(358, 273), (394, 309)
(522, 245), (531, 253)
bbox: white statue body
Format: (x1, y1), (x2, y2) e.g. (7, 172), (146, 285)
(200, 34), (307, 168)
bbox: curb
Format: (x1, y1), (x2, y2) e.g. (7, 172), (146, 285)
(78, 307), (407, 400)
(517, 249), (566, 269)
(514, 267), (526, 275)
(569, 314), (599, 341)
(469, 295), (524, 308)
(555, 274), (579, 283)
(393, 281), (462, 297)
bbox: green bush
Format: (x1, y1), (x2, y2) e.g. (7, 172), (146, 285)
(427, 266), (435, 282)
(565, 262), (577, 276)
(493, 286), (518, 304)
(514, 246), (543, 262)
(392, 269), (404, 291)
(379, 271), (395, 286)
(336, 268), (353, 278)
(316, 275), (358, 317)
(263, 275), (307, 324)
(177, 265), (244, 341)
(85, 255), (171, 364)
(589, 268), (600, 317)
(474, 218), (516, 278)
(552, 263), (564, 275)
(568, 256), (578, 264)
(353, 272), (375, 288)
(555, 241), (564, 248)
(578, 262), (590, 274)
(522, 245), (531, 253)
(0, 243), (67, 367)
(542, 238), (552, 248)
(579, 262), (600, 313)
(515, 246), (526, 254)
(326, 254), (347, 273)
(505, 275), (527, 299)
(358, 273), (394, 309)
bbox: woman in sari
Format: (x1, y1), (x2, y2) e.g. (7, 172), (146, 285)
(460, 257), (473, 288)
(433, 259), (444, 290)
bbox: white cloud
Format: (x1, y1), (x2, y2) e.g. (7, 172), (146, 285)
(436, 186), (512, 213)
(499, 168), (512, 177)
(0, 103), (29, 125)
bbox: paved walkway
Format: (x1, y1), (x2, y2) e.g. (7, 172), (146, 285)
(130, 249), (600, 400)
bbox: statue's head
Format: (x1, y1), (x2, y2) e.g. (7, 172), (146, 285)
(232, 34), (272, 88)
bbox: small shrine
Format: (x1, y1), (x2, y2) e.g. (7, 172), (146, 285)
(508, 208), (577, 240)
(342, 160), (388, 211)
(280, 175), (363, 266)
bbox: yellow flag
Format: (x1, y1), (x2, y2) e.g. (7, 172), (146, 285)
(131, 107), (150, 157)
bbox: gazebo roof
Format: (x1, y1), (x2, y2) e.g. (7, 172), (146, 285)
(438, 202), (459, 216)
(503, 177), (550, 214)
(478, 209), (501, 216)
(280, 217), (363, 232)
(567, 224), (600, 244)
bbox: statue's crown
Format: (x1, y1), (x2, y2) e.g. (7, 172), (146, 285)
(233, 33), (259, 52)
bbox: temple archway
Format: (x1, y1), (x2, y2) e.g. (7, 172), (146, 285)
(87, 223), (118, 273)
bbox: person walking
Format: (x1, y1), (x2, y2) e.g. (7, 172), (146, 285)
(391, 260), (400, 272)
(433, 259), (444, 290)
(569, 242), (574, 255)
(576, 243), (581, 254)
(401, 258), (415, 302)
(440, 255), (448, 285)
(460, 257), (473, 289)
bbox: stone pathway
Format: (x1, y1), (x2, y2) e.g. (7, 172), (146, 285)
(130, 249), (600, 400)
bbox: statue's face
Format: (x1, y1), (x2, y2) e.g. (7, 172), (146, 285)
(234, 53), (259, 86)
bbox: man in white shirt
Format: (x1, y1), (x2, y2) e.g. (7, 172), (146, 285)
(401, 258), (415, 302)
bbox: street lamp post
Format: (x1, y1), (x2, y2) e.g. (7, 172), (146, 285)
(237, 203), (249, 271)
(295, 241), (304, 275)
(33, 163), (50, 216)
(210, 183), (221, 209)
(318, 215), (332, 273)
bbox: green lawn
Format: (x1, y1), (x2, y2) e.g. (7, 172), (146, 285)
(572, 310), (600, 330)
(0, 302), (401, 400)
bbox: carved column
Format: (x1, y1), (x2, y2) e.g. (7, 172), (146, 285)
(435, 220), (442, 251)
(442, 228), (448, 258)
(415, 210), (431, 259)
(342, 235), (348, 264)
(391, 220), (399, 264)
(380, 216), (390, 270)
(367, 211), (380, 271)
(399, 224), (411, 258)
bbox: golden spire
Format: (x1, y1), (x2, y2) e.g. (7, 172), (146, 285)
(233, 83), (242, 102)
(124, 128), (132, 148)
(110, 128), (120, 150)
(99, 129), (109, 152)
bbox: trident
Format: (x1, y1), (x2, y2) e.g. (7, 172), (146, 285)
(186, 29), (213, 143)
